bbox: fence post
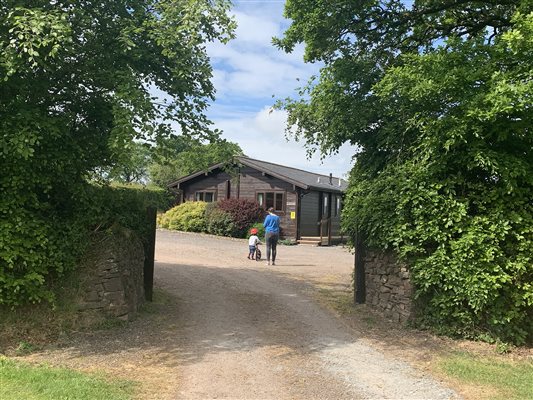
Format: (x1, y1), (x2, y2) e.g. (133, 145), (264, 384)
(144, 206), (157, 302)
(327, 218), (332, 246)
(354, 229), (366, 304)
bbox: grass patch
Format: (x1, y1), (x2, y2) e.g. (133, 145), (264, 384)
(14, 341), (40, 356)
(317, 288), (355, 315)
(139, 288), (176, 315)
(0, 301), (78, 353)
(438, 352), (533, 400)
(0, 356), (135, 400)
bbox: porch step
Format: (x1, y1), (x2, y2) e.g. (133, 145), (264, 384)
(298, 236), (347, 246)
(298, 236), (323, 246)
(298, 239), (322, 246)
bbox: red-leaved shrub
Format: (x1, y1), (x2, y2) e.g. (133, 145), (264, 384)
(216, 198), (266, 237)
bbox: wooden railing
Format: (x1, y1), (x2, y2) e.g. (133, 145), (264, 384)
(319, 217), (332, 246)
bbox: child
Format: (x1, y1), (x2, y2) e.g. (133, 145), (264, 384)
(247, 228), (260, 260)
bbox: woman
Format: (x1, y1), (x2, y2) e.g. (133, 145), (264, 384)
(263, 207), (280, 266)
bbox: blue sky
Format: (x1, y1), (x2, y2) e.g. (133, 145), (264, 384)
(205, 0), (356, 178)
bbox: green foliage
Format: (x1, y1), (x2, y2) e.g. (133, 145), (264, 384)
(149, 137), (243, 187)
(205, 203), (237, 237)
(0, 2), (234, 306)
(15, 341), (38, 355)
(277, 1), (532, 343)
(0, 356), (135, 400)
(0, 188), (90, 306)
(159, 202), (208, 232)
(343, 23), (533, 344)
(250, 222), (265, 241)
(85, 184), (174, 242)
(107, 142), (151, 184)
(159, 199), (265, 239)
(0, 182), (172, 307)
(109, 183), (175, 212)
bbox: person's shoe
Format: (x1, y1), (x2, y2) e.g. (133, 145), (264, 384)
(272, 262), (276, 266)
(266, 261), (270, 266)
(251, 257), (255, 260)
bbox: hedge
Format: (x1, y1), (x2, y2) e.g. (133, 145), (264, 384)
(0, 183), (167, 307)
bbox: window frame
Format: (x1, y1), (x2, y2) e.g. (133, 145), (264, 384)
(194, 190), (216, 202)
(322, 193), (329, 218)
(334, 195), (342, 217)
(256, 190), (285, 212)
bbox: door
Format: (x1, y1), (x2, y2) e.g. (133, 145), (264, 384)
(319, 192), (332, 243)
(299, 191), (320, 237)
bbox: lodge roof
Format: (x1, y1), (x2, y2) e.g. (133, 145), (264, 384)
(168, 155), (348, 193)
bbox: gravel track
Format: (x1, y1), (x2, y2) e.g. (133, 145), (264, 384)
(21, 230), (459, 399)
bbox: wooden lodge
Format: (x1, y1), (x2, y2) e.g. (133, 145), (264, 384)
(167, 156), (348, 245)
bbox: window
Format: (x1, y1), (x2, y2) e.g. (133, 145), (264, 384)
(275, 193), (283, 211)
(195, 191), (215, 202)
(322, 195), (329, 216)
(256, 191), (284, 212)
(335, 195), (341, 217)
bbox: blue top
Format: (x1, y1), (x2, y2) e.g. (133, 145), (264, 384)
(263, 214), (280, 234)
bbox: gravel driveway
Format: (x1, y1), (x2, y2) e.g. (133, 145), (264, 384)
(22, 230), (459, 399)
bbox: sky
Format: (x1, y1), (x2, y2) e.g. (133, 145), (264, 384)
(204, 0), (357, 179)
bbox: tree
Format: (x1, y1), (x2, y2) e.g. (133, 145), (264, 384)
(107, 142), (152, 184)
(149, 138), (243, 186)
(276, 1), (532, 343)
(0, 1), (235, 305)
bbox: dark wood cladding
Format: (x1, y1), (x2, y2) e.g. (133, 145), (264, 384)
(178, 166), (343, 240)
(238, 166), (297, 239)
(180, 170), (233, 202)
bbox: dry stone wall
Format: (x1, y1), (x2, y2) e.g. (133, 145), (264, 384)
(77, 229), (145, 322)
(364, 251), (413, 323)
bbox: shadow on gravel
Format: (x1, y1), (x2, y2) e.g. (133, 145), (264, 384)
(45, 261), (358, 369)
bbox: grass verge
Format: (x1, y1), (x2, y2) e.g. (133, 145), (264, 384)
(0, 356), (136, 400)
(437, 352), (533, 400)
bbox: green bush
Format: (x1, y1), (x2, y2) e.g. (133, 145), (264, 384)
(111, 183), (176, 212)
(249, 222), (265, 241)
(0, 182), (161, 307)
(205, 204), (237, 237)
(159, 202), (207, 232)
(110, 183), (175, 212)
(0, 208), (87, 306)
(343, 159), (533, 345)
(158, 200), (265, 239)
(84, 185), (164, 244)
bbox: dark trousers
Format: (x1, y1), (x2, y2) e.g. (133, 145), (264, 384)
(265, 232), (279, 262)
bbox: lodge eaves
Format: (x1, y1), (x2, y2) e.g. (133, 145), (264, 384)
(167, 156), (348, 193)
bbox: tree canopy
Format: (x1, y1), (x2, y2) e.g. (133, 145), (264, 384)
(276, 0), (532, 343)
(149, 137), (243, 187)
(0, 0), (234, 305)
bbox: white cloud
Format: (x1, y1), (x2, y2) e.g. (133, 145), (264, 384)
(233, 11), (282, 44)
(206, 6), (318, 100)
(216, 107), (356, 178)
(147, 2), (348, 179)
(204, 4), (354, 177)
(206, 5), (354, 177)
